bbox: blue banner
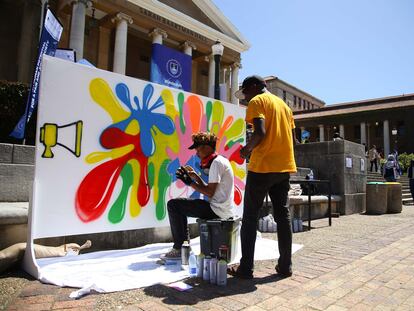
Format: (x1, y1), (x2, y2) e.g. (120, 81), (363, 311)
(150, 43), (191, 92)
(10, 9), (63, 139)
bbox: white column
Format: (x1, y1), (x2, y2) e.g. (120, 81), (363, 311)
(111, 13), (133, 75)
(148, 28), (167, 44)
(17, 1), (35, 82)
(231, 61), (240, 105)
(360, 122), (366, 145)
(69, 0), (90, 60)
(208, 54), (215, 98)
(383, 120), (390, 157)
(180, 41), (196, 56)
(318, 124), (325, 142)
(339, 124), (345, 139)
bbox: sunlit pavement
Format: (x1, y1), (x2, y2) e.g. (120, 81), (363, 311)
(2, 205), (414, 310)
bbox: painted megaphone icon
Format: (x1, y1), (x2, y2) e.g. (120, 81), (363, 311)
(39, 121), (83, 158)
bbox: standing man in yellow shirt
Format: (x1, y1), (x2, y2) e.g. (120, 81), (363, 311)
(230, 75), (297, 279)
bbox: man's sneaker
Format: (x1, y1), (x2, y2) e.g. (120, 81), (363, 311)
(160, 248), (181, 260)
(275, 264), (292, 278)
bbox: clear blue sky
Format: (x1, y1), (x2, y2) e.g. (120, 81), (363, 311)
(213, 0), (414, 105)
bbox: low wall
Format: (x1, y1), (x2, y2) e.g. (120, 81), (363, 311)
(0, 143), (34, 202)
(294, 140), (366, 215)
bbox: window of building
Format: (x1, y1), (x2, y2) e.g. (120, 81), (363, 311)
(354, 125), (361, 139)
(283, 90), (286, 102)
(375, 122), (382, 138)
(293, 95), (297, 107)
(397, 121), (405, 136)
(298, 98), (301, 109)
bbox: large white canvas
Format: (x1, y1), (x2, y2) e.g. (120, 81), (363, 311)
(31, 55), (246, 239)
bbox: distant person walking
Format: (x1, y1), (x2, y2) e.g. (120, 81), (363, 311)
(392, 149), (402, 176)
(408, 160), (414, 202)
(368, 145), (379, 172)
(229, 75), (297, 279)
(383, 154), (398, 182)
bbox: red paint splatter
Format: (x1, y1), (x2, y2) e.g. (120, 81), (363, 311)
(229, 145), (244, 165)
(75, 127), (150, 222)
(234, 185), (242, 205)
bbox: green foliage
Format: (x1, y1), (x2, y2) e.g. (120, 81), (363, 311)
(398, 153), (414, 173)
(0, 80), (36, 144)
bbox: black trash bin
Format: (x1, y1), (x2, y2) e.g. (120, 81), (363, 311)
(197, 218), (240, 262)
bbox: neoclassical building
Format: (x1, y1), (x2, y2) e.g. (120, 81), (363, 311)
(294, 93), (414, 155)
(0, 0), (249, 104)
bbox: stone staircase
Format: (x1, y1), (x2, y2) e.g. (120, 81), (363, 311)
(0, 144), (33, 249)
(366, 171), (413, 205)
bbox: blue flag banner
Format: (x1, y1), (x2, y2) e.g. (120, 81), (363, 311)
(10, 9), (63, 139)
(150, 43), (191, 92)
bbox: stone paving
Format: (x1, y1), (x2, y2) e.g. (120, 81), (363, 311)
(1, 206), (414, 310)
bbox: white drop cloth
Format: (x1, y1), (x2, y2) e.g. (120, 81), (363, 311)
(36, 236), (302, 298)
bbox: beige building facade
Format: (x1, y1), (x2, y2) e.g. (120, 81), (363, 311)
(294, 94), (414, 155)
(0, 0), (250, 104)
(264, 76), (325, 112)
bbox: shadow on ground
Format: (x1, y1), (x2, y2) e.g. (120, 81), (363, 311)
(143, 273), (287, 306)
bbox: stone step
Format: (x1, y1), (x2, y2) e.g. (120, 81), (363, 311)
(0, 143), (35, 165)
(0, 163), (34, 202)
(0, 202), (29, 249)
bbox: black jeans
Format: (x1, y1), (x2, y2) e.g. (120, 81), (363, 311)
(370, 160), (378, 172)
(240, 171), (292, 275)
(167, 198), (218, 249)
(410, 179), (414, 201)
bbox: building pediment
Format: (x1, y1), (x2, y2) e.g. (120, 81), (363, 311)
(127, 0), (250, 53)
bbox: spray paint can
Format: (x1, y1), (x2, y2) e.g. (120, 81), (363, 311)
(217, 259), (228, 286)
(197, 253), (205, 277)
(181, 242), (190, 265)
(218, 245), (229, 262)
(209, 255), (218, 284)
(203, 255), (211, 281)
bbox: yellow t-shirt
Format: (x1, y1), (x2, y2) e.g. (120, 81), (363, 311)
(245, 92), (297, 173)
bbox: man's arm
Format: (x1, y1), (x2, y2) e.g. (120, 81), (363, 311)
(191, 177), (218, 198)
(292, 129), (299, 146)
(240, 118), (265, 158)
(184, 168), (218, 198)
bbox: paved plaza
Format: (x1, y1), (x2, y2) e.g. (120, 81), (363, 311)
(1, 206), (414, 311)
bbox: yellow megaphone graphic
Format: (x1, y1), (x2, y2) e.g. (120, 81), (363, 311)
(39, 121), (83, 158)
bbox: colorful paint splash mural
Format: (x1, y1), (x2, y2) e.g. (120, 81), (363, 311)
(75, 78), (246, 224)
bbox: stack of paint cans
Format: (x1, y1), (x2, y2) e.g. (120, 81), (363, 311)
(198, 248), (227, 286)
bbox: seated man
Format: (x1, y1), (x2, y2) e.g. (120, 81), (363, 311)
(162, 132), (235, 259)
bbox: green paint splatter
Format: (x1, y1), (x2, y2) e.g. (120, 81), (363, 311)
(148, 162), (154, 189)
(226, 137), (244, 149)
(108, 163), (133, 224)
(206, 101), (212, 131)
(178, 92), (185, 133)
(156, 159), (171, 220)
(211, 101), (224, 135)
